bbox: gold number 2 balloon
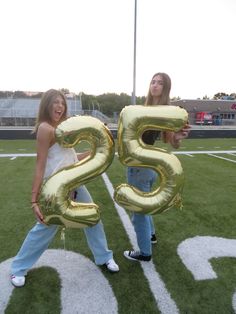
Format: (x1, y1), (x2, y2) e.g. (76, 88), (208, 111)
(114, 105), (188, 215)
(39, 116), (115, 228)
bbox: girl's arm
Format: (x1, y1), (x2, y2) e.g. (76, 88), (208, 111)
(31, 123), (54, 222)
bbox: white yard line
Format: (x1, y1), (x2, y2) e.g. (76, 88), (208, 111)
(113, 150), (236, 157)
(102, 173), (179, 314)
(174, 150), (236, 155)
(207, 154), (236, 163)
(0, 153), (36, 158)
(1, 151), (236, 158)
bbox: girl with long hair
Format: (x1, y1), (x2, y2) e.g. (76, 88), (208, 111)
(124, 73), (190, 262)
(11, 89), (119, 287)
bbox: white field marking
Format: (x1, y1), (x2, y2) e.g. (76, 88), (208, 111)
(10, 157), (16, 160)
(184, 154), (194, 157)
(0, 153), (36, 158)
(178, 236), (236, 313)
(174, 150), (236, 155)
(0, 250), (118, 314)
(228, 153), (236, 157)
(18, 148), (26, 151)
(177, 236), (236, 280)
(102, 173), (179, 314)
(208, 154), (236, 163)
(1, 151), (236, 158)
(197, 147), (204, 148)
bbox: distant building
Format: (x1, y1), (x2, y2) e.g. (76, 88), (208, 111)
(171, 99), (236, 125)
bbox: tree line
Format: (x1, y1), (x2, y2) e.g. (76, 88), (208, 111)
(0, 90), (236, 117)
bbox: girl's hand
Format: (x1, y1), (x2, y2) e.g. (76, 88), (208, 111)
(32, 203), (45, 224)
(174, 123), (191, 141)
(165, 123), (191, 149)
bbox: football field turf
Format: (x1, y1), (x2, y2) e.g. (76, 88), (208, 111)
(0, 138), (236, 314)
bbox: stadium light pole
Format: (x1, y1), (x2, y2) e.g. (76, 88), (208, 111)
(131, 0), (137, 105)
(79, 92), (82, 111)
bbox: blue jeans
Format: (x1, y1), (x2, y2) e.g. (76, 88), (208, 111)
(11, 185), (113, 276)
(127, 167), (157, 256)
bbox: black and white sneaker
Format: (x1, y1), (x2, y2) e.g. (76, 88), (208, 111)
(124, 250), (151, 262)
(151, 234), (157, 244)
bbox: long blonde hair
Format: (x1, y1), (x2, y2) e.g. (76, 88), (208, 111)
(33, 89), (67, 133)
(145, 72), (171, 106)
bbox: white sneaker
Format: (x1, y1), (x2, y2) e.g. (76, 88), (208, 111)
(11, 275), (25, 287)
(105, 258), (119, 272)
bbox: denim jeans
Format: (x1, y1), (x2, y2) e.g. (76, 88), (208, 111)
(127, 167), (158, 256)
(11, 185), (112, 276)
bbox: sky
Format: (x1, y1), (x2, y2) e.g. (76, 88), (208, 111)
(0, 0), (235, 99)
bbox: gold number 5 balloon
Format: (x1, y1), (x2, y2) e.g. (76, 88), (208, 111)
(114, 105), (188, 215)
(39, 116), (115, 228)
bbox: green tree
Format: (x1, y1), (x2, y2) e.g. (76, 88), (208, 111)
(213, 92), (228, 99)
(77, 92), (147, 116)
(59, 88), (70, 95)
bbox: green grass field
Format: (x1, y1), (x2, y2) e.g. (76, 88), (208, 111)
(0, 138), (236, 314)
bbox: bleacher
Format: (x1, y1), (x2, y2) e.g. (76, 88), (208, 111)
(0, 98), (83, 126)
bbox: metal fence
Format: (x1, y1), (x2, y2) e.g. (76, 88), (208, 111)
(0, 98), (111, 126)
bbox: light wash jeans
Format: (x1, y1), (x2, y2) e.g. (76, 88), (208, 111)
(127, 167), (158, 256)
(11, 185), (113, 276)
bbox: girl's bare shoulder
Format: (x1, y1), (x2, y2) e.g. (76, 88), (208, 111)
(37, 122), (55, 141)
(38, 122), (54, 133)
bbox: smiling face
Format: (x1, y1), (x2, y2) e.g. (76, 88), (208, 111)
(36, 89), (68, 131)
(49, 95), (66, 126)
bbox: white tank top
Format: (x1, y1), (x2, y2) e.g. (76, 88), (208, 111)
(44, 143), (78, 179)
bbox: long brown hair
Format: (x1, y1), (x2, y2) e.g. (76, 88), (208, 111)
(33, 89), (68, 133)
(145, 72), (171, 106)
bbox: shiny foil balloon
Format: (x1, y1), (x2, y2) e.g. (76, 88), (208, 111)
(39, 116), (115, 228)
(114, 105), (188, 215)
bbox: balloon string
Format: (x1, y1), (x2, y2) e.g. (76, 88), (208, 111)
(61, 227), (66, 250)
